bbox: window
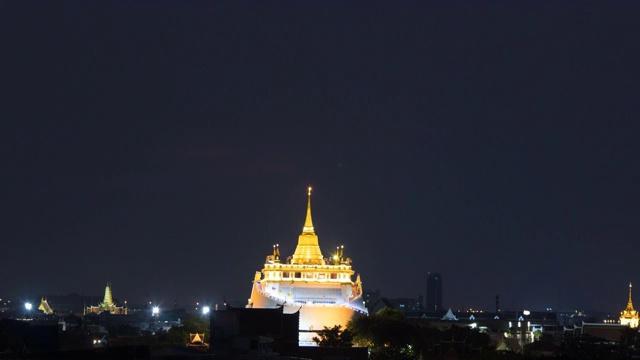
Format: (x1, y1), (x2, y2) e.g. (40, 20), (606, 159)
(295, 272), (302, 278)
(330, 273), (337, 279)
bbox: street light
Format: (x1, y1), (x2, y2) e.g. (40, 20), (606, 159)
(152, 306), (159, 316)
(24, 302), (32, 311)
(202, 306), (210, 315)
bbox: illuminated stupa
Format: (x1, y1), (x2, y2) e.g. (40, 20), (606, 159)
(620, 282), (638, 328)
(247, 187), (368, 345)
(86, 283), (127, 315)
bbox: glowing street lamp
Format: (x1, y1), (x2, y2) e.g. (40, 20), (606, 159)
(202, 306), (210, 315)
(24, 302), (32, 311)
(152, 306), (160, 316)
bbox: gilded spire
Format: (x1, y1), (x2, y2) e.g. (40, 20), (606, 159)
(101, 283), (115, 309)
(302, 186), (315, 234)
(291, 186), (325, 265)
(621, 282), (639, 328)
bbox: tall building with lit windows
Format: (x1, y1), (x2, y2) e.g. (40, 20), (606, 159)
(247, 187), (368, 345)
(620, 282), (638, 328)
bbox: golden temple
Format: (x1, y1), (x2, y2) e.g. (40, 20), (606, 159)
(86, 283), (127, 315)
(247, 187), (367, 345)
(620, 282), (638, 328)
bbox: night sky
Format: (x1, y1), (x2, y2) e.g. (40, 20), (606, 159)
(1, 1), (639, 314)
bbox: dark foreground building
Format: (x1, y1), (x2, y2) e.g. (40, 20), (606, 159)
(211, 304), (367, 360)
(212, 304), (299, 355)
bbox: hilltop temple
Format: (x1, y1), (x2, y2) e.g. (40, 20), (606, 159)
(86, 283), (127, 315)
(247, 187), (368, 344)
(620, 282), (638, 328)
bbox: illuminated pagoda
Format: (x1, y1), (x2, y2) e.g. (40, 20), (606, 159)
(247, 187), (368, 345)
(86, 283), (127, 315)
(620, 282), (638, 328)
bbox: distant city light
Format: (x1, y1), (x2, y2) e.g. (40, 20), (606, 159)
(523, 310), (531, 315)
(24, 302), (32, 311)
(203, 306), (210, 315)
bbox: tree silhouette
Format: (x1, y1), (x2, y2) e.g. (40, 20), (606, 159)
(312, 325), (354, 347)
(348, 308), (417, 360)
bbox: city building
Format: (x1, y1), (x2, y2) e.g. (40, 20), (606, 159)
(426, 272), (443, 311)
(620, 282), (638, 328)
(85, 283), (127, 315)
(247, 187), (368, 345)
(388, 296), (424, 312)
(362, 289), (380, 311)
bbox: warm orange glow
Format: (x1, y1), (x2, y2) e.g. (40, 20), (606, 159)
(248, 187), (368, 345)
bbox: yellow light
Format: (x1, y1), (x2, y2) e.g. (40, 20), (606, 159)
(308, 186), (312, 195)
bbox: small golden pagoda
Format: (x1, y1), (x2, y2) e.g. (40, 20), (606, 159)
(620, 282), (638, 328)
(86, 283), (127, 315)
(247, 187), (367, 345)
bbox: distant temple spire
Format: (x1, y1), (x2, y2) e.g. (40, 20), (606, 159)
(302, 186), (315, 234)
(620, 282), (638, 328)
(87, 282), (127, 315)
(101, 283), (115, 309)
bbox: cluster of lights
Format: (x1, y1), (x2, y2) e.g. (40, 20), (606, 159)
(150, 302), (210, 316)
(604, 319), (618, 324)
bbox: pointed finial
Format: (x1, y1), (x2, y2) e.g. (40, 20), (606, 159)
(302, 186), (315, 234)
(624, 281), (636, 312)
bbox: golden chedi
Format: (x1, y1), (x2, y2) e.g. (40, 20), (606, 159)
(247, 187), (367, 345)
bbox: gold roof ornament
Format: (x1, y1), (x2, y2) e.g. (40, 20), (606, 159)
(38, 297), (53, 314)
(291, 186), (325, 265)
(620, 282), (639, 328)
(627, 282), (636, 312)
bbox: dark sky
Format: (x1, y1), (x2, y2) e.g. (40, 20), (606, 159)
(1, 1), (639, 313)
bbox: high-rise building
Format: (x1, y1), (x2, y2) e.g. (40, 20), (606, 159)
(426, 272), (443, 311)
(247, 187), (368, 345)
